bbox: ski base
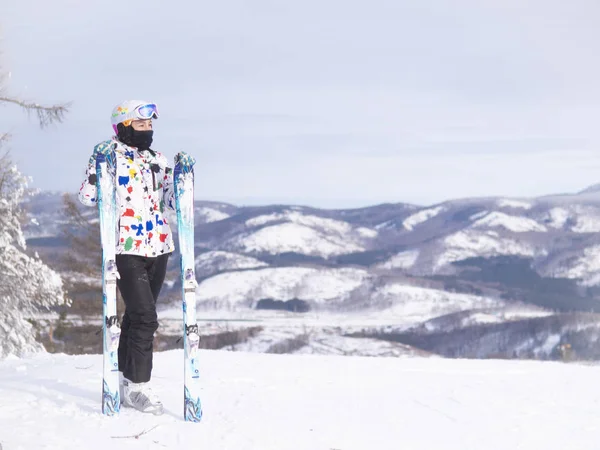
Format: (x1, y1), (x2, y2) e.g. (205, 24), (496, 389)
(175, 158), (203, 422)
(97, 151), (121, 416)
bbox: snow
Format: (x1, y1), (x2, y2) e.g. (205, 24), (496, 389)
(375, 219), (393, 230)
(356, 226), (378, 238)
(3, 350), (600, 449)
(246, 212), (289, 227)
(377, 250), (420, 270)
(501, 308), (554, 321)
(544, 207), (570, 229)
(0, 242), (66, 358)
(469, 210), (489, 221)
(471, 211), (547, 232)
(294, 331), (427, 357)
(551, 245), (600, 286)
(371, 284), (502, 320)
(228, 326), (423, 357)
(462, 312), (506, 325)
(238, 212), (375, 255)
(402, 206), (444, 231)
(572, 205), (600, 233)
(245, 211), (351, 235)
(195, 251), (268, 276)
(195, 267), (369, 308)
(539, 334), (561, 356)
(497, 199), (532, 209)
(196, 207), (230, 223)
(437, 230), (537, 269)
(419, 307), (554, 333)
(227, 222), (364, 257)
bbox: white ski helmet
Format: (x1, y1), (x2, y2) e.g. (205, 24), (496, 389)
(110, 100), (159, 133)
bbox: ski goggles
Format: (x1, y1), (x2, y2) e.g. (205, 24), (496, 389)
(134, 103), (159, 120)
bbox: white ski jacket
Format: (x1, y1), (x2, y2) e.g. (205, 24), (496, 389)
(79, 139), (176, 257)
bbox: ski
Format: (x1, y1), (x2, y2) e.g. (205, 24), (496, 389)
(96, 150), (121, 416)
(174, 154), (203, 422)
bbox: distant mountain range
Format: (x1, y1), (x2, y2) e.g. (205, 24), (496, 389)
(22, 186), (600, 360)
(23, 187), (600, 307)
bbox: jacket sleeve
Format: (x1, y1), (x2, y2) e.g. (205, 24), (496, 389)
(78, 155), (98, 207)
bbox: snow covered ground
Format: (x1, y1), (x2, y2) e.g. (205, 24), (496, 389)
(3, 350), (600, 449)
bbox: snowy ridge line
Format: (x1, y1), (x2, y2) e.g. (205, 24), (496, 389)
(245, 211), (353, 234)
(402, 206), (444, 231)
(436, 229), (538, 269)
(196, 206), (231, 223)
(377, 250), (420, 270)
(225, 222), (365, 257)
(496, 199), (533, 210)
(470, 211), (547, 233)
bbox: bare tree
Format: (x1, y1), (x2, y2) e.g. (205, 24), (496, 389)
(0, 95), (69, 128)
(0, 67), (69, 129)
(61, 193), (101, 275)
(0, 41), (71, 357)
(59, 193), (108, 317)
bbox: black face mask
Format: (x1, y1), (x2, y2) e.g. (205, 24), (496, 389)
(116, 123), (154, 150)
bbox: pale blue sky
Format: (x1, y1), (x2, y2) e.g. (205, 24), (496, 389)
(2, 0), (600, 207)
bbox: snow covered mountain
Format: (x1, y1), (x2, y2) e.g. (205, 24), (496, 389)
(19, 186), (600, 362)
(23, 187), (600, 307)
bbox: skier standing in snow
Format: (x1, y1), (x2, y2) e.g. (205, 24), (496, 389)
(78, 100), (194, 414)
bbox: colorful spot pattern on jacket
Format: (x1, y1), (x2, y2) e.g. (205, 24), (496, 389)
(78, 139), (176, 257)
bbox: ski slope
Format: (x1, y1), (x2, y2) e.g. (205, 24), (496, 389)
(2, 350), (600, 449)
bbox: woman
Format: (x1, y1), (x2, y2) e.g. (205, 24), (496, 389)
(79, 100), (194, 415)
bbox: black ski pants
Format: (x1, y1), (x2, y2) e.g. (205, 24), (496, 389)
(116, 253), (169, 383)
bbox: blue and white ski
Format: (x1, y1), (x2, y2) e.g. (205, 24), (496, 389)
(174, 154), (202, 422)
(96, 151), (121, 416)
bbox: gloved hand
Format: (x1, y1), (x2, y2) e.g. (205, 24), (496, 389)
(175, 151), (196, 171)
(88, 140), (115, 165)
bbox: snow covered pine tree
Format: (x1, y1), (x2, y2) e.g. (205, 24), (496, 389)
(0, 152), (66, 358)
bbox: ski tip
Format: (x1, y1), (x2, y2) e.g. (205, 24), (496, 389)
(184, 391), (202, 422)
(184, 412), (203, 423)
